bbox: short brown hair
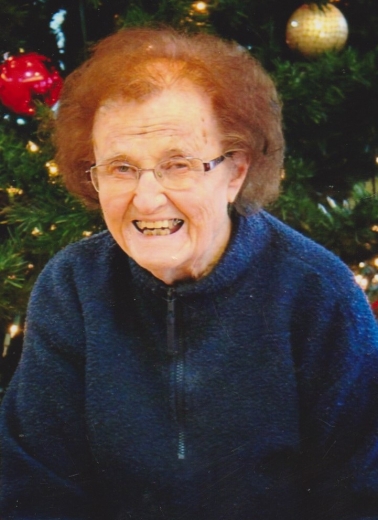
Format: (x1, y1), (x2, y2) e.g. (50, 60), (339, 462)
(55, 27), (284, 215)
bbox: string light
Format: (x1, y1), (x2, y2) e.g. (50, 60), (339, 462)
(26, 140), (39, 153)
(31, 227), (43, 236)
(46, 160), (59, 177)
(82, 231), (93, 237)
(2, 315), (22, 357)
(355, 274), (369, 291)
(9, 323), (20, 338)
(6, 186), (23, 196)
(326, 196), (337, 209)
(193, 1), (208, 11)
(352, 255), (378, 303)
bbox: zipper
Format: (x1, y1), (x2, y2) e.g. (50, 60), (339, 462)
(167, 287), (177, 355)
(167, 288), (186, 460)
(176, 353), (186, 460)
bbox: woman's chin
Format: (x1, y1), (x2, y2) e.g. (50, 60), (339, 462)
(122, 226), (190, 275)
(127, 244), (191, 283)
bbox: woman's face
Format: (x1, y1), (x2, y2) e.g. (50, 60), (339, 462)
(92, 84), (248, 284)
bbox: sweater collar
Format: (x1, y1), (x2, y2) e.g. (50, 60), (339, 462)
(127, 211), (266, 297)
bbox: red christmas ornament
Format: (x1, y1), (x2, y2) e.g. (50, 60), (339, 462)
(0, 52), (63, 116)
(372, 300), (378, 319)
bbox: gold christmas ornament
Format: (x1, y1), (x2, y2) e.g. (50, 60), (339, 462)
(286, 3), (348, 58)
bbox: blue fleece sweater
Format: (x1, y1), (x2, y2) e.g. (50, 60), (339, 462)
(1, 211), (378, 520)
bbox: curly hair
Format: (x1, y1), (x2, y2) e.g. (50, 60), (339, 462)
(54, 26), (284, 215)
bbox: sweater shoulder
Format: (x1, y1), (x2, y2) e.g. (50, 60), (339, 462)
(51, 230), (116, 264)
(26, 232), (122, 351)
(29, 231), (124, 312)
(39, 230), (117, 278)
(258, 212), (357, 292)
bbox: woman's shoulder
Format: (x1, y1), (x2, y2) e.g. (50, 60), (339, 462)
(46, 229), (115, 269)
(32, 230), (121, 294)
(255, 211), (357, 293)
(55, 229), (115, 259)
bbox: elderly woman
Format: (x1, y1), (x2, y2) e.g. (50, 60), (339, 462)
(1, 27), (378, 520)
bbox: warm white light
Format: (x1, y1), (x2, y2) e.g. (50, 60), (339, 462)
(359, 262), (365, 268)
(31, 227), (42, 236)
(6, 186), (23, 196)
(355, 274), (368, 290)
(27, 140), (39, 152)
(46, 160), (59, 176)
(9, 324), (19, 338)
(374, 257), (378, 267)
(193, 1), (207, 12)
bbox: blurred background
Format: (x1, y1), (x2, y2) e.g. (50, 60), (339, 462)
(1, 0), (378, 393)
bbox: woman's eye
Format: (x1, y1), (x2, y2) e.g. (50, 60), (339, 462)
(162, 159), (190, 173)
(109, 163), (134, 175)
(175, 161), (190, 170)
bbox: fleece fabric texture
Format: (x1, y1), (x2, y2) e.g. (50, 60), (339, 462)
(1, 210), (378, 520)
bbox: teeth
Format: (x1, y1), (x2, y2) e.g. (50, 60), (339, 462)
(143, 228), (171, 236)
(136, 219), (181, 230)
(134, 218), (183, 235)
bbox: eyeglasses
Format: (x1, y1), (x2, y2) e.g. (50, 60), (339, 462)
(88, 153), (231, 192)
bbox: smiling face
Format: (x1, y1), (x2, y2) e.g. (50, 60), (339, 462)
(92, 84), (248, 284)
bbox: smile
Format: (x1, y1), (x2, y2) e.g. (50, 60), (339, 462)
(133, 219), (184, 236)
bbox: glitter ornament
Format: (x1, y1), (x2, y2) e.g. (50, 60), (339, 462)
(0, 52), (63, 115)
(286, 3), (348, 58)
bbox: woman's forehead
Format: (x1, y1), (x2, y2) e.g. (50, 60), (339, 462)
(93, 86), (223, 157)
(93, 88), (219, 139)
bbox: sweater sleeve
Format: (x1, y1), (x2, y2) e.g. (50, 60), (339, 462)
(294, 279), (378, 520)
(0, 253), (100, 520)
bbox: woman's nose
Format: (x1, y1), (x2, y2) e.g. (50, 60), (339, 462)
(132, 170), (167, 213)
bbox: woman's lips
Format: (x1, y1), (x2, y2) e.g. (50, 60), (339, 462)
(133, 219), (184, 236)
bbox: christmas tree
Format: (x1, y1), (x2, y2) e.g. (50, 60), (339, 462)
(1, 0), (378, 373)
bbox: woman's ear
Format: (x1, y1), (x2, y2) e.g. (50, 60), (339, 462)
(227, 151), (250, 203)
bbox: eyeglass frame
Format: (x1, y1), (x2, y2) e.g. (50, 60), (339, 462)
(87, 152), (234, 192)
